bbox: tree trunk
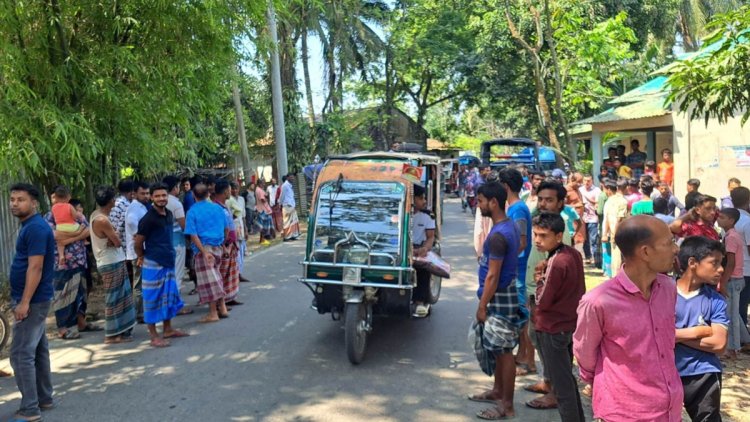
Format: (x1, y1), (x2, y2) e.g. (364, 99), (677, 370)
(327, 31), (339, 112)
(543, 0), (575, 164)
(532, 62), (561, 154)
(231, 76), (253, 184)
(301, 30), (316, 129)
(679, 12), (698, 52)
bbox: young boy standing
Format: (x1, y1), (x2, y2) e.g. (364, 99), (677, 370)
(528, 212), (585, 421)
(717, 208), (750, 359)
(675, 236), (729, 421)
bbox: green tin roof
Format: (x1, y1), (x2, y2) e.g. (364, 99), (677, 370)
(575, 96), (669, 125)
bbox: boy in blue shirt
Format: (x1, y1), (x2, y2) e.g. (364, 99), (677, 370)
(675, 236), (729, 422)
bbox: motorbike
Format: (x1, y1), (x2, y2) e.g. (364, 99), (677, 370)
(299, 152), (444, 364)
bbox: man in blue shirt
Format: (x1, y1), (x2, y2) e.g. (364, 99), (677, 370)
(184, 182), (229, 323)
(8, 183), (56, 420)
(135, 183), (187, 348)
(469, 182), (521, 420)
(675, 237), (729, 421)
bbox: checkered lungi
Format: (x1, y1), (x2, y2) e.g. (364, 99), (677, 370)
(220, 243), (240, 302)
(194, 245), (225, 304)
(484, 283), (520, 354)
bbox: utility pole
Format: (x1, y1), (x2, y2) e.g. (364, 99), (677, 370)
(267, 1), (288, 177)
(231, 76), (253, 184)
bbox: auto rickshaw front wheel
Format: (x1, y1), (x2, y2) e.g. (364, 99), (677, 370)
(428, 275), (442, 305)
(345, 302), (371, 364)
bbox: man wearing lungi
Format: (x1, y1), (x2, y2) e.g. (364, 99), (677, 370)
(280, 174), (301, 241)
(134, 183), (189, 348)
(184, 183), (230, 323)
(212, 180), (242, 306)
(468, 182), (521, 420)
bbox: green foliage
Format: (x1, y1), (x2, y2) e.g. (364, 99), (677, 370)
(665, 5), (750, 125)
(555, 11), (640, 121)
(0, 0), (265, 194)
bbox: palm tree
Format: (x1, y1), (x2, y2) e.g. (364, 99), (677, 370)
(677, 0), (743, 51)
(297, 0), (388, 117)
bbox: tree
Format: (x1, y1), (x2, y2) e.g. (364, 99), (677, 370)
(0, 1), (259, 197)
(388, 0), (476, 141)
(666, 5), (750, 125)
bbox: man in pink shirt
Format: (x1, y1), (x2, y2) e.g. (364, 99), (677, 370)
(573, 215), (683, 421)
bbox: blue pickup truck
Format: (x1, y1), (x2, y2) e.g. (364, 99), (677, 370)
(480, 138), (556, 172)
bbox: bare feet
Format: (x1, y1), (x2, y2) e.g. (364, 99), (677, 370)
(150, 338), (171, 348)
(105, 335), (134, 344)
(468, 390), (502, 403)
(515, 362), (537, 376)
(164, 329), (190, 339)
(199, 315), (220, 323)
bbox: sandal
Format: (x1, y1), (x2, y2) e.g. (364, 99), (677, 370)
(468, 391), (500, 404)
(526, 398), (558, 410)
(177, 308), (194, 316)
(218, 313), (229, 319)
(8, 415), (42, 422)
(476, 406), (513, 420)
(59, 330), (80, 340)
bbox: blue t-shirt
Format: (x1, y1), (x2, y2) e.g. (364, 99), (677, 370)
(9, 213), (55, 303)
(507, 201), (532, 283)
(478, 219), (520, 297)
(183, 190), (196, 214)
(184, 201), (228, 254)
(675, 285), (729, 377)
(561, 205), (579, 237)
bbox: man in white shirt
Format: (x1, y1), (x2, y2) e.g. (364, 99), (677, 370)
(162, 176), (193, 315)
(411, 184), (435, 317)
(280, 174), (301, 241)
(124, 181), (149, 322)
(579, 175), (601, 267)
(267, 178), (279, 208)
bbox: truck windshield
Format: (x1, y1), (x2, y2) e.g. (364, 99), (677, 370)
(313, 181), (404, 254)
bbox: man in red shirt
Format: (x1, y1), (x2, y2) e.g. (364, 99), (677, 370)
(527, 212), (585, 420)
(669, 194), (719, 241)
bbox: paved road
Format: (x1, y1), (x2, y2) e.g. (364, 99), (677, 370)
(0, 198), (592, 421)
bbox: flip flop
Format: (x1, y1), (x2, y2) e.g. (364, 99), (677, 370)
(468, 392), (499, 404)
(525, 398), (558, 410)
(218, 313), (229, 319)
(177, 308), (194, 315)
(8, 416), (42, 422)
(164, 330), (190, 339)
(476, 406), (513, 420)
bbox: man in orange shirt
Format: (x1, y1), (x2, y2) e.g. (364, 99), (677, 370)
(657, 148), (674, 188)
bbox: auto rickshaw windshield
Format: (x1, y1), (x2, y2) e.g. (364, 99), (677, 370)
(313, 181), (405, 255)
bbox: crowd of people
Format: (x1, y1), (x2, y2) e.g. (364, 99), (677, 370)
(465, 150), (748, 421)
(5, 173), (302, 421)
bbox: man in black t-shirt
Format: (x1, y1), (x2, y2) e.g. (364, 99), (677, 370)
(135, 183), (189, 348)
